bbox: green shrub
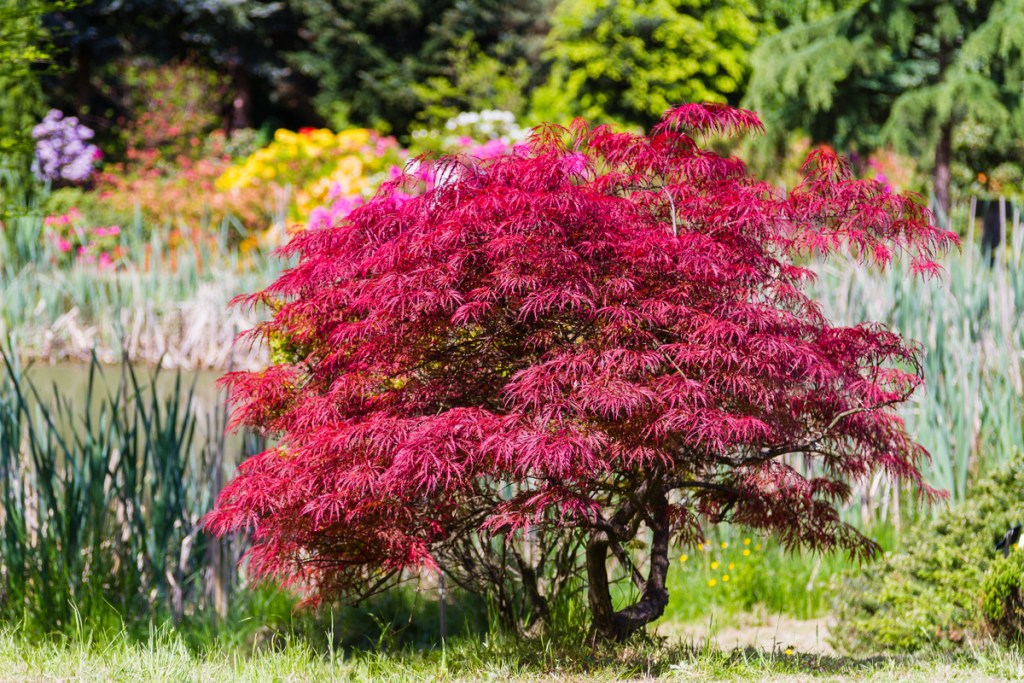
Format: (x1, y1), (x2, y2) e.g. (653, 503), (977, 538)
(982, 550), (1024, 644)
(831, 460), (1024, 654)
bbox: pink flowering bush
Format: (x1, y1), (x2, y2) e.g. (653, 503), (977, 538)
(43, 207), (122, 268)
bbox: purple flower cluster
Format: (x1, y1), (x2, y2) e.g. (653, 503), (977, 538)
(32, 110), (101, 183)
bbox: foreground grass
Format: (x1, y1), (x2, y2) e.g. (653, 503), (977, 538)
(3, 629), (1024, 682)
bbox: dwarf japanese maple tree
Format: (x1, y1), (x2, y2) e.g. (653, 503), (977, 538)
(207, 103), (956, 641)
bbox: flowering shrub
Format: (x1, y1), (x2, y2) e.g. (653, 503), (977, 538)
(120, 60), (226, 161)
(849, 147), (923, 195)
(216, 128), (407, 223)
(209, 104), (955, 641)
(43, 207), (122, 268)
(66, 61), (268, 238)
(410, 109), (528, 158)
(97, 152), (273, 235)
(32, 110), (100, 183)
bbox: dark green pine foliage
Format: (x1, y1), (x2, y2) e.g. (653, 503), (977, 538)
(745, 0), (1024, 217)
(410, 1), (555, 127)
(287, 0), (552, 135)
(174, 1), (309, 130)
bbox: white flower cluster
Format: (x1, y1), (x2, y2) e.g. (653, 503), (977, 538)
(411, 110), (529, 160)
(447, 110), (526, 142)
(411, 109), (528, 144)
(444, 109), (516, 130)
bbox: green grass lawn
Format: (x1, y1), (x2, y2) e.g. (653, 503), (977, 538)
(3, 628), (1024, 683)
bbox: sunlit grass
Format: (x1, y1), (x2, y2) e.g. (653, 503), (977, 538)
(3, 625), (1024, 682)
(658, 525), (898, 628)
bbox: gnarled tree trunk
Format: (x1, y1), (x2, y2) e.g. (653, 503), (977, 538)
(587, 489), (671, 642)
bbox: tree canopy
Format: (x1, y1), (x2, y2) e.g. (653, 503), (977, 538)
(208, 104), (954, 641)
(745, 0), (1024, 214)
(286, 0), (551, 134)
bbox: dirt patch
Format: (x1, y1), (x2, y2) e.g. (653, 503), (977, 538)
(661, 613), (836, 655)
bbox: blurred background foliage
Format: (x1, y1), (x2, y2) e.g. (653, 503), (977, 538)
(0, 0), (1017, 208)
(0, 0), (1011, 205)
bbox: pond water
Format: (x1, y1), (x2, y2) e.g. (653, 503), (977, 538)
(15, 361), (258, 459)
(24, 361), (227, 414)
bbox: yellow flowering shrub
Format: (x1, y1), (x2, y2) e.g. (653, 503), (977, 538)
(216, 127), (407, 224)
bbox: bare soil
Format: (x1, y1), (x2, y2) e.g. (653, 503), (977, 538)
(662, 613), (836, 655)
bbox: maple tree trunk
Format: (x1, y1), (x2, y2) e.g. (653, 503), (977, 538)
(933, 120), (953, 221)
(586, 490), (671, 642)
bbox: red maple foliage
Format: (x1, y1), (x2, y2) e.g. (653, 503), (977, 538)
(207, 104), (957, 641)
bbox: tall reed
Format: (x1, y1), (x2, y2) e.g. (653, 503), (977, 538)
(0, 166), (48, 269)
(810, 199), (1024, 523)
(0, 210), (289, 369)
(0, 349), (264, 636)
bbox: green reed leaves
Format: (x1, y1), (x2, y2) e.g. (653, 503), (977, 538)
(0, 349), (263, 636)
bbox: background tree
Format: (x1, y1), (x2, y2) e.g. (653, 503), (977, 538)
(0, 0), (64, 217)
(531, 0), (762, 128)
(42, 0), (307, 140)
(745, 0), (1024, 217)
(286, 0), (553, 135)
(208, 104), (954, 641)
(176, 0), (309, 131)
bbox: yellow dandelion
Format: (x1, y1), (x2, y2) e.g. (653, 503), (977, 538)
(720, 541), (728, 549)
(707, 578), (717, 587)
(680, 554), (688, 563)
(697, 543), (704, 551)
(743, 538), (751, 545)
(728, 563), (735, 570)
(710, 561), (719, 570)
(755, 544), (762, 551)
(785, 648), (794, 656)
(722, 575), (729, 582)
(743, 549), (750, 557)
